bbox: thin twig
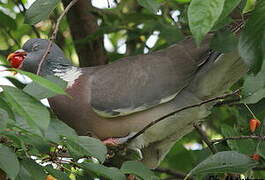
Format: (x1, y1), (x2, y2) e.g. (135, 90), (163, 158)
(154, 168), (190, 179)
(36, 0), (79, 75)
(212, 135), (265, 144)
(194, 123), (217, 154)
(127, 89), (240, 143)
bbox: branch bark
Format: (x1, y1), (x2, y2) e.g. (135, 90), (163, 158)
(62, 0), (107, 67)
(194, 123), (217, 154)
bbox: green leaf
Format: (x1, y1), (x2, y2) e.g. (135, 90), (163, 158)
(25, 0), (61, 25)
(243, 0), (256, 13)
(188, 151), (258, 176)
(121, 161), (158, 180)
(0, 94), (15, 119)
(4, 76), (26, 89)
(45, 117), (78, 143)
(0, 10), (16, 29)
(219, 0), (241, 19)
(15, 166), (34, 180)
(45, 165), (71, 180)
(137, 0), (160, 14)
(238, 0), (265, 73)
(2, 86), (50, 131)
(14, 70), (67, 97)
(257, 119), (265, 159)
(242, 61), (265, 104)
(0, 144), (20, 180)
(65, 136), (107, 163)
(20, 159), (46, 180)
(188, 0), (225, 45)
(210, 31), (238, 53)
(19, 134), (50, 154)
(221, 125), (256, 155)
(23, 75), (67, 100)
(80, 162), (126, 180)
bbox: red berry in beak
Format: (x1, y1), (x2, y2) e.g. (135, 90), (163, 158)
(7, 50), (26, 69)
(10, 55), (24, 68)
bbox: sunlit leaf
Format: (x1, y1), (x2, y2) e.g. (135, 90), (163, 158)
(2, 86), (50, 131)
(14, 70), (67, 97)
(188, 0), (225, 45)
(25, 0), (61, 25)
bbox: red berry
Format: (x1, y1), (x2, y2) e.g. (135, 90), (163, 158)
(251, 153), (261, 161)
(10, 55), (24, 68)
(249, 118), (261, 133)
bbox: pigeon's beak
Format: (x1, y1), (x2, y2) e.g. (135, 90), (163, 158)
(7, 49), (27, 69)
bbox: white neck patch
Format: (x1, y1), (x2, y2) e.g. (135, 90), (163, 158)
(53, 66), (82, 88)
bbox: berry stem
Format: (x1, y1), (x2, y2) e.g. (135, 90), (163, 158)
(244, 103), (258, 119)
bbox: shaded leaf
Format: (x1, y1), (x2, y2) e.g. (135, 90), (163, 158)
(25, 0), (60, 25)
(65, 136), (107, 163)
(45, 165), (71, 180)
(188, 0), (225, 45)
(2, 86), (50, 131)
(257, 119), (265, 159)
(45, 117), (78, 143)
(219, 0), (241, 19)
(81, 162), (126, 180)
(137, 0), (160, 14)
(238, 0), (265, 72)
(0, 10), (16, 29)
(189, 151), (258, 176)
(20, 159), (46, 180)
(221, 125), (256, 155)
(242, 61), (265, 104)
(210, 31), (238, 53)
(121, 161), (158, 180)
(15, 166), (34, 180)
(4, 76), (26, 89)
(0, 144), (19, 180)
(0, 95), (14, 119)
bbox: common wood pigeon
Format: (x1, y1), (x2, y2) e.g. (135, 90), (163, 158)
(7, 37), (248, 168)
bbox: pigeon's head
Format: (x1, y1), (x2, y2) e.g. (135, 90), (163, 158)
(7, 38), (69, 75)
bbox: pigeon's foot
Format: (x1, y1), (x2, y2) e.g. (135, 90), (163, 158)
(102, 132), (137, 146)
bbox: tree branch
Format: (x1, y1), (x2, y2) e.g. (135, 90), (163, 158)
(62, 0), (107, 67)
(212, 135), (265, 144)
(194, 123), (217, 154)
(36, 0), (79, 75)
(127, 89), (240, 143)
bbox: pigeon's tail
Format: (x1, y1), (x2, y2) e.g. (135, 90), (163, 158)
(189, 50), (248, 100)
(138, 50), (248, 169)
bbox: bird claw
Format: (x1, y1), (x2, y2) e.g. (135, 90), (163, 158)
(102, 138), (120, 146)
(102, 132), (138, 146)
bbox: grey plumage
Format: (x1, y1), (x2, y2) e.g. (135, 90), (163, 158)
(14, 36), (248, 168)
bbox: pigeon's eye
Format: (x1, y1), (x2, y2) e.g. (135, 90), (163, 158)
(32, 44), (40, 51)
